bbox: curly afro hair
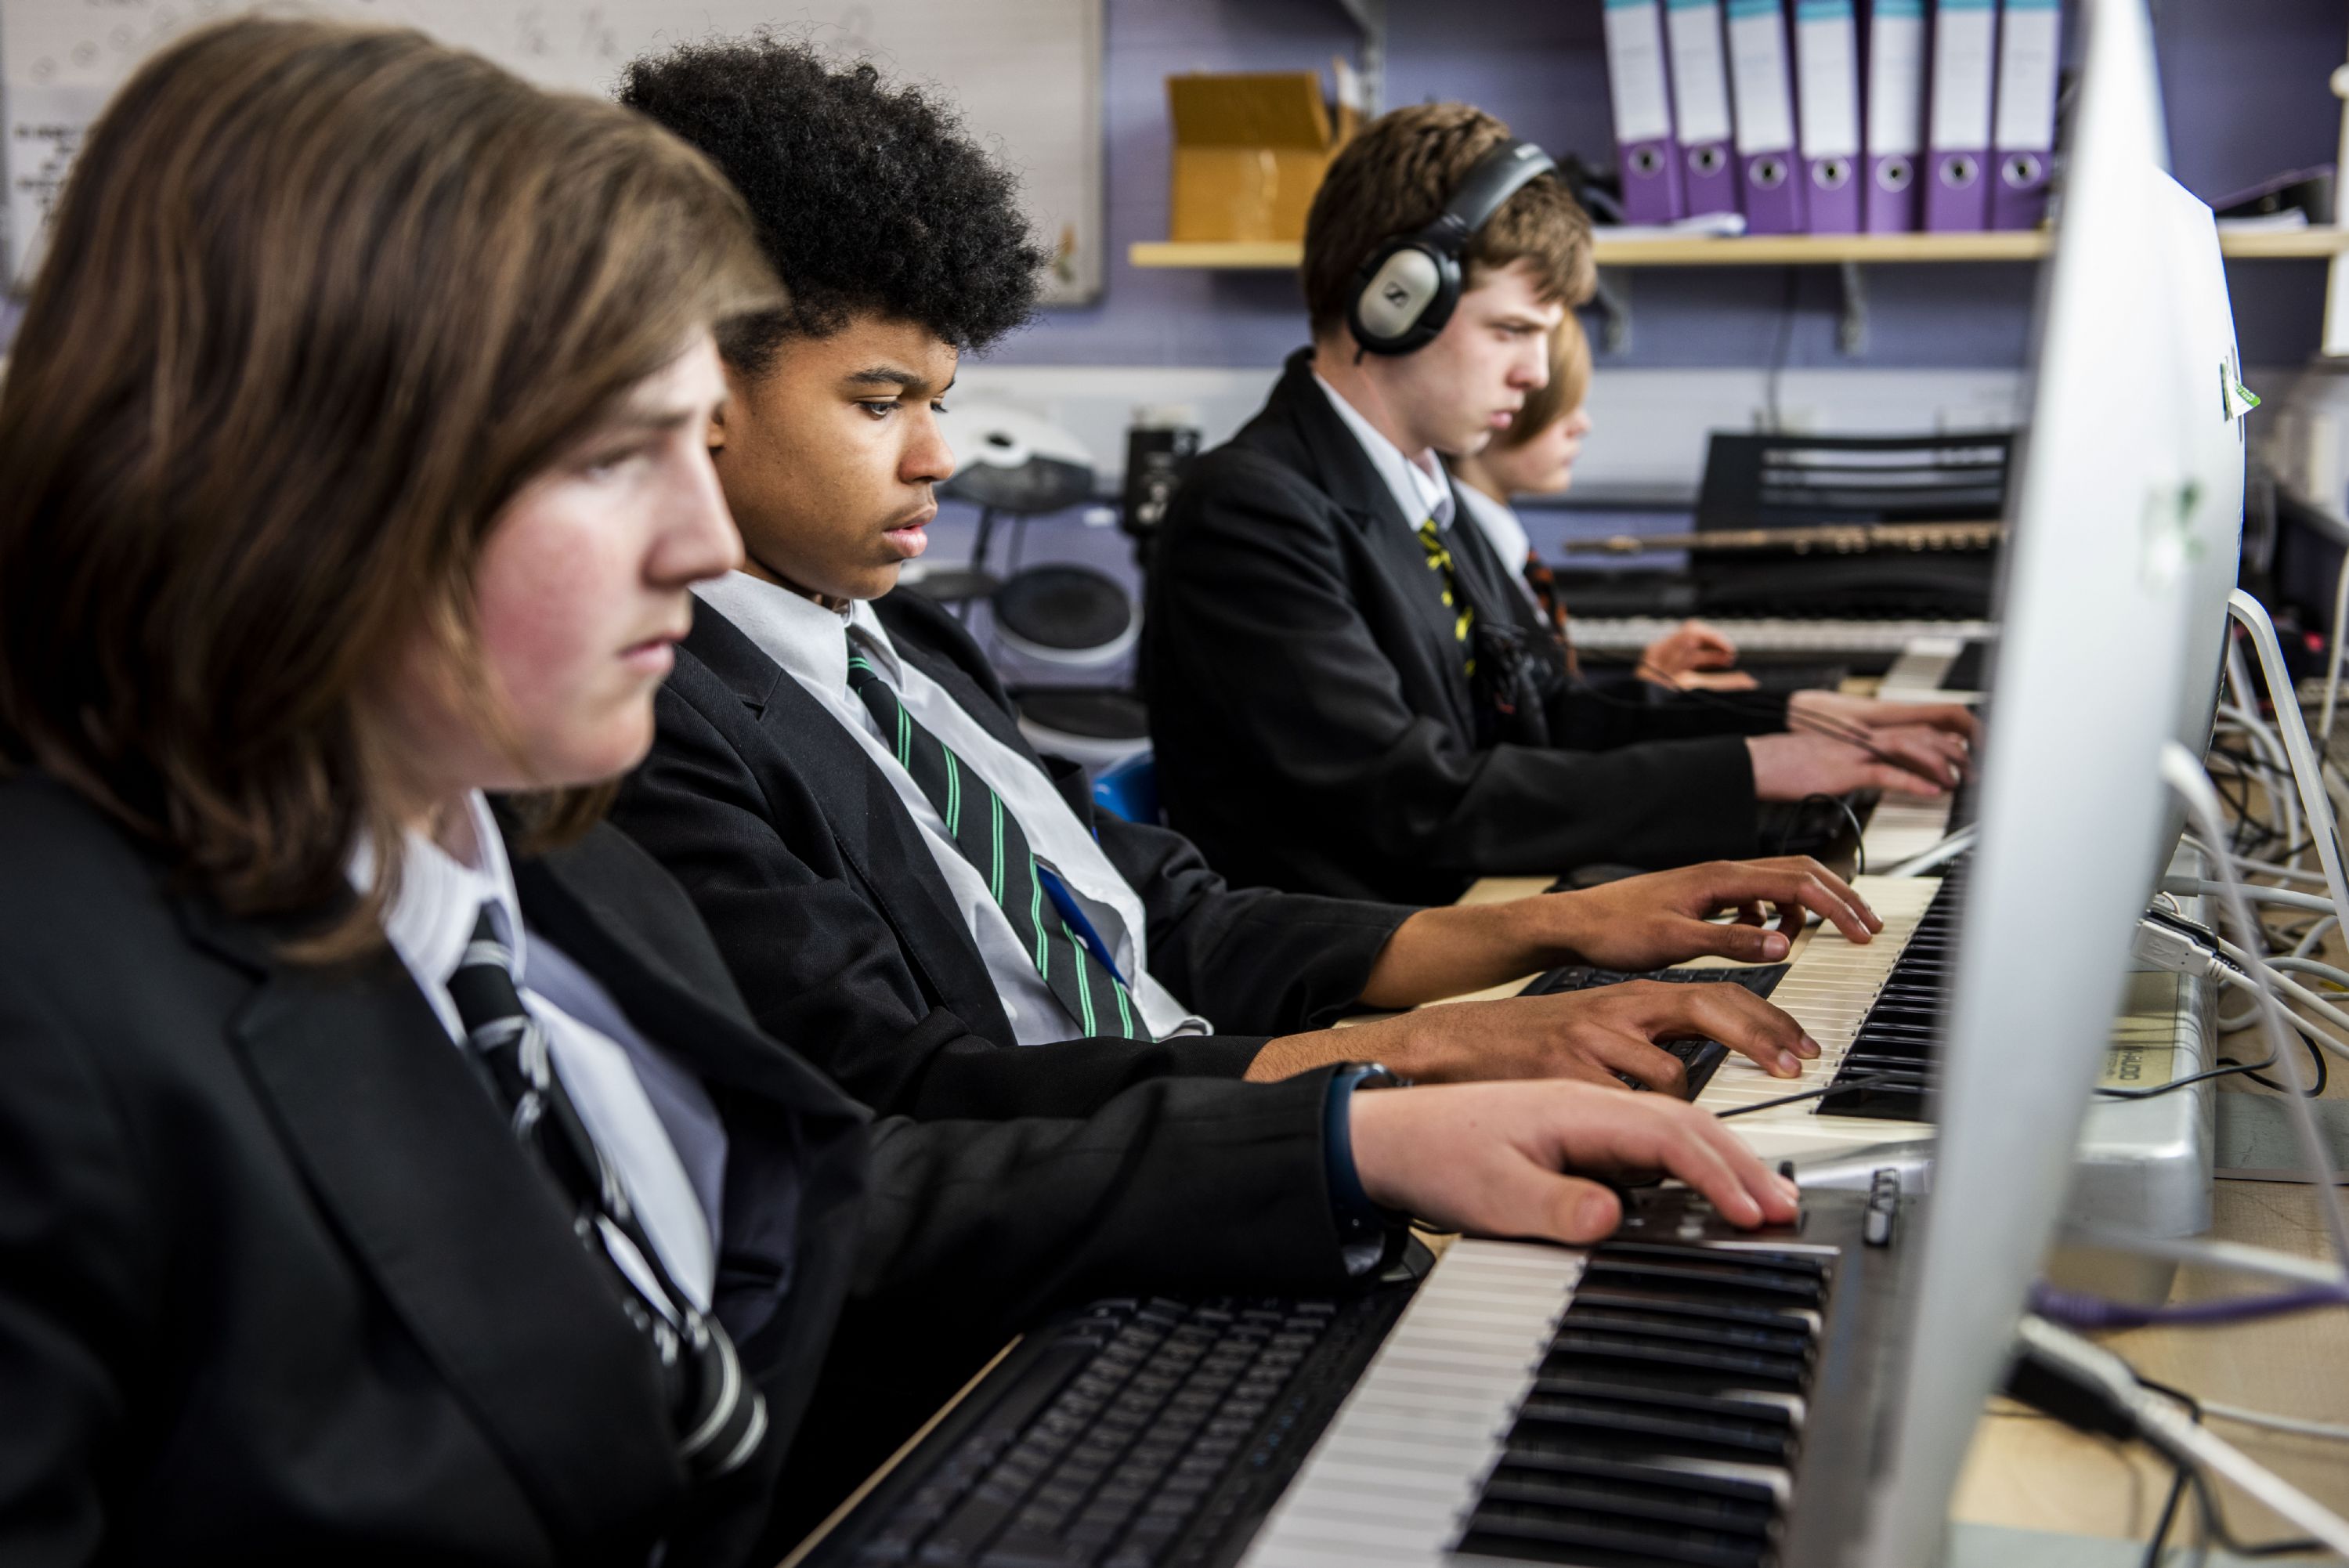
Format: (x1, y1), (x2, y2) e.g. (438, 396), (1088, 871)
(620, 35), (1048, 370)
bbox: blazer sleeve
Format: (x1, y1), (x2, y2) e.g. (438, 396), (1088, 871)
(851, 1071), (1357, 1331)
(1095, 815), (1416, 1035)
(611, 687), (1264, 1122)
(0, 984), (158, 1566)
(1549, 683), (1792, 750)
(1154, 455), (1762, 876)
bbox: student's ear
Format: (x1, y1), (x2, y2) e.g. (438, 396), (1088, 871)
(707, 401), (727, 454)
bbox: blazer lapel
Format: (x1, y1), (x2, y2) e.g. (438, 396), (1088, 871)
(182, 901), (685, 1554)
(1267, 354), (1480, 732)
(681, 609), (1022, 1050)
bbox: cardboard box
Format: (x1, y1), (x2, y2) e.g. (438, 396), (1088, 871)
(1165, 71), (1357, 244)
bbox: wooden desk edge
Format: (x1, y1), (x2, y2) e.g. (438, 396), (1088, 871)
(775, 1337), (1024, 1568)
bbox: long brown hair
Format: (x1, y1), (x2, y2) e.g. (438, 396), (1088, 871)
(0, 17), (779, 953)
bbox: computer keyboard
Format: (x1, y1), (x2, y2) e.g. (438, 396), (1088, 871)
(1516, 964), (1792, 1099)
(836, 1287), (1415, 1568)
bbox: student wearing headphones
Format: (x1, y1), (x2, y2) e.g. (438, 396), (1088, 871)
(1140, 107), (1977, 906)
(604, 38), (1885, 1120)
(1449, 311), (1759, 694)
(0, 24), (1798, 1562)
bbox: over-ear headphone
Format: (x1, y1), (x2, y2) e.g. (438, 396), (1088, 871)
(1346, 139), (1559, 356)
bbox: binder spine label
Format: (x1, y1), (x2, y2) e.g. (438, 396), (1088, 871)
(1726, 0), (1806, 232)
(1795, 0), (1861, 232)
(1865, 0), (1928, 230)
(1665, 0), (1740, 215)
(1926, 0), (1997, 231)
(1991, 0), (2063, 230)
(1606, 0), (1686, 222)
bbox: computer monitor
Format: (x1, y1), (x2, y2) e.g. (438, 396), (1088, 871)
(1856, 0), (2253, 1559)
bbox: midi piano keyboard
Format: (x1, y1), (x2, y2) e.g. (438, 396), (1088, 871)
(1237, 1189), (1903, 1568)
(1683, 876), (1942, 1165)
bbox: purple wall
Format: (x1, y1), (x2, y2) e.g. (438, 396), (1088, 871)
(994, 0), (2347, 373)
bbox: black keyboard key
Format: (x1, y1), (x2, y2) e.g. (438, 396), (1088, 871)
(1460, 1498), (1773, 1568)
(978, 1527), (1091, 1568)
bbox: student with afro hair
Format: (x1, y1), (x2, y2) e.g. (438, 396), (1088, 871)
(606, 37), (1885, 1125)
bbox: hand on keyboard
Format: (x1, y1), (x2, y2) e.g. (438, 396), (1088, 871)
(1336, 976), (1820, 1093)
(1747, 727), (1958, 800)
(1545, 855), (1880, 966)
(1790, 688), (1981, 746)
(1349, 1081), (1804, 1244)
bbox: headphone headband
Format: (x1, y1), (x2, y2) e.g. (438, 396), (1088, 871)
(1346, 139), (1559, 356)
(1423, 141), (1559, 255)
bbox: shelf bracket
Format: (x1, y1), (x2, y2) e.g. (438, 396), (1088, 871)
(1592, 266), (1632, 355)
(1837, 260), (1869, 356)
(1332, 0), (1386, 117)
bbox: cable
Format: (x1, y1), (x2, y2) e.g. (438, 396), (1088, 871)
(1714, 1074), (1889, 1118)
(1774, 792), (1867, 873)
(2004, 1317), (2349, 1556)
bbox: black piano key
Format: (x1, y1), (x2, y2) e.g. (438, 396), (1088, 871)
(1579, 1258), (1827, 1309)
(1479, 1464), (1778, 1535)
(1515, 1391), (1798, 1463)
(1458, 1498), (1773, 1568)
(1565, 1287), (1819, 1336)
(1557, 1306), (1812, 1358)
(1532, 1374), (1801, 1430)
(1543, 1331), (1809, 1392)
(1494, 1444), (1787, 1508)
(1596, 1241), (1827, 1278)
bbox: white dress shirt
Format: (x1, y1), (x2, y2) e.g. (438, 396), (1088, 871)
(694, 572), (1209, 1046)
(1453, 482), (1543, 610)
(352, 792), (724, 1310)
(1316, 372), (1456, 535)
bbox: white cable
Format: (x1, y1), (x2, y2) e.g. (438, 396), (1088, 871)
(2161, 742), (2349, 1274)
(2140, 1400), (2349, 1555)
(2293, 916), (2340, 959)
(2322, 548), (2349, 751)
(2272, 955), (2349, 992)
(2202, 1400), (2349, 1444)
(2163, 876), (2338, 915)
(2213, 969), (2349, 1064)
(2057, 1225), (2349, 1289)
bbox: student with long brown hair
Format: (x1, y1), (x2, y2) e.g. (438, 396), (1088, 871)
(0, 20), (1797, 1562)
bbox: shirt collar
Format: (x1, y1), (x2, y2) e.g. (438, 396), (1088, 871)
(693, 571), (904, 693)
(1314, 372), (1455, 533)
(1452, 479), (1530, 564)
(349, 789), (522, 987)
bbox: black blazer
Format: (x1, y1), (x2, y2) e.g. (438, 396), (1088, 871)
(609, 588), (1415, 1121)
(0, 773), (1358, 1566)
(1140, 349), (1787, 906)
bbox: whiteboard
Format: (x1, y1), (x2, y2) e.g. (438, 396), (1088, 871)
(0, 0), (1101, 300)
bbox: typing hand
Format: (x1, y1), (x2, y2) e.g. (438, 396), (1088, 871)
(1549, 856), (1880, 968)
(1351, 978), (1820, 1094)
(1790, 688), (1980, 746)
(1640, 620), (1758, 691)
(1746, 728), (1960, 800)
(1349, 1080), (1803, 1244)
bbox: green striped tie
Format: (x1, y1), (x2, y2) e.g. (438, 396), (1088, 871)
(845, 634), (1142, 1040)
(1416, 515), (1476, 675)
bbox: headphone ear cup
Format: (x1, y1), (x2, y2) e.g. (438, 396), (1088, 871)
(1349, 241), (1457, 355)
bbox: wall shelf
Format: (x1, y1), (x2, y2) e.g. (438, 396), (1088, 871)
(1128, 227), (2349, 271)
(1130, 227), (2349, 356)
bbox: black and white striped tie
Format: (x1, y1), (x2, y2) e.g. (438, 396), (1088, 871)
(445, 907), (766, 1484)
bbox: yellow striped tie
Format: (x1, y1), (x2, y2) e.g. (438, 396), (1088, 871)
(1416, 515), (1476, 674)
